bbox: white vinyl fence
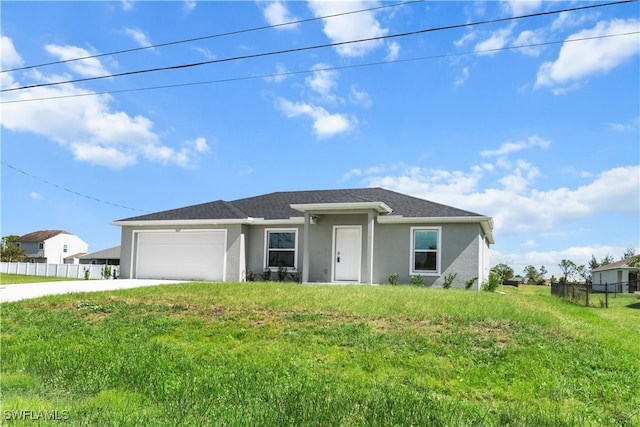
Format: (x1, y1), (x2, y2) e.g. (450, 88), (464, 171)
(1, 262), (119, 280)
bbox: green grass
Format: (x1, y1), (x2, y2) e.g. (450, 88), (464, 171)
(1, 274), (83, 284)
(1, 283), (639, 426)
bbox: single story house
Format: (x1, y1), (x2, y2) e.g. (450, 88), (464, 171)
(79, 246), (121, 266)
(592, 258), (639, 293)
(111, 188), (494, 288)
(14, 230), (88, 264)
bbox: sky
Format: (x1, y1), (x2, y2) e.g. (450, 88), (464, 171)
(1, 0), (639, 278)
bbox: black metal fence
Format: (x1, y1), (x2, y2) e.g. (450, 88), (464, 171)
(551, 281), (633, 308)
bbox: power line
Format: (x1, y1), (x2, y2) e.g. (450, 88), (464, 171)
(0, 0), (422, 74)
(1, 162), (150, 213)
(3, 31), (636, 105)
(2, 0), (634, 94)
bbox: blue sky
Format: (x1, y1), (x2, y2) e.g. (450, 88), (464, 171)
(1, 0), (639, 277)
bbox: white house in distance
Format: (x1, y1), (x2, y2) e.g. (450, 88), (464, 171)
(592, 258), (639, 293)
(14, 230), (88, 264)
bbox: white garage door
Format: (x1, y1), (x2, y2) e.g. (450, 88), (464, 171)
(136, 230), (226, 281)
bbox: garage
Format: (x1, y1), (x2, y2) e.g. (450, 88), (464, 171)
(135, 230), (226, 281)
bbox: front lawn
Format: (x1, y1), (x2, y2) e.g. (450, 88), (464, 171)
(1, 283), (638, 426)
(0, 273), (83, 284)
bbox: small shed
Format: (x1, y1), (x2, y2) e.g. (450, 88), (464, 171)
(592, 258), (638, 293)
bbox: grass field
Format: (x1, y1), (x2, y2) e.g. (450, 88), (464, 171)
(1, 282), (638, 426)
(0, 274), (83, 284)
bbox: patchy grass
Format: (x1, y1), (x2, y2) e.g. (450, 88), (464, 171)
(1, 283), (638, 426)
(0, 274), (83, 285)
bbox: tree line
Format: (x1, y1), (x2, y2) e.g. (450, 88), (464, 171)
(490, 247), (639, 286)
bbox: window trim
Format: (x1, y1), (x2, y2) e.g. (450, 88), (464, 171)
(410, 226), (441, 276)
(264, 228), (298, 271)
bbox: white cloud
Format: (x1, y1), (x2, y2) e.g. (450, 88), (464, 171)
(306, 64), (339, 103)
(454, 67), (469, 87)
(503, 0), (542, 16)
(1, 36), (24, 69)
(261, 1), (297, 29)
(536, 19), (640, 91)
(513, 29), (544, 57)
(454, 32), (476, 48)
(29, 192), (42, 200)
(183, 0), (196, 13)
(475, 24), (514, 55)
(349, 85), (372, 108)
(343, 135), (639, 238)
(481, 136), (550, 157)
(121, 0), (134, 12)
(277, 98), (353, 139)
(1, 37), (208, 169)
(386, 41), (400, 61)
(44, 44), (109, 78)
(264, 63), (289, 83)
(307, 0), (388, 57)
(124, 28), (152, 48)
(193, 46), (216, 60)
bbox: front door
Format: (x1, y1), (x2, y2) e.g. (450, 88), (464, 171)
(333, 226), (361, 282)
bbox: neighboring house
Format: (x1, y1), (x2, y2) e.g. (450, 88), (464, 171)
(79, 246), (121, 265)
(14, 230), (88, 264)
(592, 258), (639, 293)
(111, 188), (494, 288)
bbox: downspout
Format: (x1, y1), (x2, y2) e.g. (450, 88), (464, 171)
(302, 213), (310, 283)
(367, 210), (375, 284)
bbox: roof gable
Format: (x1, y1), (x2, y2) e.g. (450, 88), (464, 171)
(592, 257), (637, 272)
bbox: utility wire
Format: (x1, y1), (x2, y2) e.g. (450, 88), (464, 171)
(0, 0), (422, 73)
(2, 0), (634, 94)
(1, 162), (150, 213)
(3, 31), (636, 105)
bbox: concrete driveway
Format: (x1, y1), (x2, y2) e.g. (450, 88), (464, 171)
(0, 279), (187, 303)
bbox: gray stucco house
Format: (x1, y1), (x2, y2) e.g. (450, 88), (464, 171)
(111, 188), (494, 288)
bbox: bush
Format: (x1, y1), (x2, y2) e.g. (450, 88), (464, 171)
(481, 271), (502, 292)
(245, 269), (256, 282)
(388, 273), (400, 286)
(442, 272), (457, 289)
(410, 275), (424, 287)
(277, 264), (288, 282)
(465, 277), (478, 290)
(261, 269), (272, 281)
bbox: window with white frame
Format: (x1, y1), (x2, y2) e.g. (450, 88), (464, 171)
(265, 229), (297, 269)
(411, 227), (441, 274)
(63, 244), (68, 253)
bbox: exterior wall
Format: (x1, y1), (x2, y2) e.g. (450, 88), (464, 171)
(593, 269), (632, 293)
(244, 224), (304, 280)
(20, 234), (88, 264)
(372, 222), (484, 288)
(117, 218), (489, 287)
(306, 213), (369, 283)
(118, 224), (242, 281)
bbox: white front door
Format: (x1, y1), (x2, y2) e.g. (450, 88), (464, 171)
(333, 226), (361, 282)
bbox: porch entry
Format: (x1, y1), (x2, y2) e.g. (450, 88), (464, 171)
(332, 226), (362, 282)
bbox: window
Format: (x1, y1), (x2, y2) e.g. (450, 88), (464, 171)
(38, 243), (44, 250)
(265, 229), (297, 269)
(411, 227), (441, 274)
(63, 244), (68, 253)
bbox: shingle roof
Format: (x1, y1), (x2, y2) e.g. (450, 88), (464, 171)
(592, 257), (636, 272)
(16, 230), (70, 242)
(117, 188), (484, 222)
(79, 246), (121, 260)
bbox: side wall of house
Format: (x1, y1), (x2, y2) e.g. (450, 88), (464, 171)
(372, 222), (484, 288)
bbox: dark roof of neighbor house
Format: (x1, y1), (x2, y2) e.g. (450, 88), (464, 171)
(16, 230), (71, 243)
(592, 257), (637, 272)
(117, 188), (484, 222)
(79, 246), (121, 260)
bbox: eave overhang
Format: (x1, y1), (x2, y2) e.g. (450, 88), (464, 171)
(290, 202), (393, 214)
(110, 217), (305, 227)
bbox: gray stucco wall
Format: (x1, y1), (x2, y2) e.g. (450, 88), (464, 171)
(372, 222), (483, 288)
